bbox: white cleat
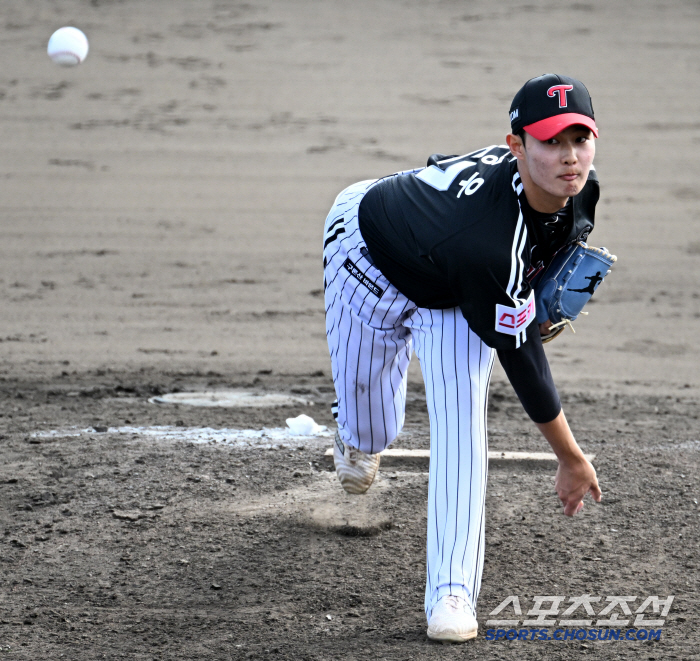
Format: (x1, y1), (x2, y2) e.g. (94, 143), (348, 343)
(333, 431), (380, 494)
(427, 595), (478, 643)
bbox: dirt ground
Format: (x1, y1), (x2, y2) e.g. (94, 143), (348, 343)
(0, 0), (699, 659)
(0, 373), (697, 659)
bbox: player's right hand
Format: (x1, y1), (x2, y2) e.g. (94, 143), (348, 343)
(555, 456), (602, 516)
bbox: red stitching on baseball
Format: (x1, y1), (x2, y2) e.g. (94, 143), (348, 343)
(51, 50), (82, 62)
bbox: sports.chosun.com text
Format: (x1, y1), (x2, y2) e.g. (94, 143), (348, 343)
(485, 627), (662, 642)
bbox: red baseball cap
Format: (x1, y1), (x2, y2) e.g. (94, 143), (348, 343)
(509, 74), (598, 141)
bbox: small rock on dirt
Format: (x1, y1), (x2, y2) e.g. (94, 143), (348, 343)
(112, 510), (143, 521)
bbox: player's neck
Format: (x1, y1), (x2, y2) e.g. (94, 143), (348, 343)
(517, 163), (568, 214)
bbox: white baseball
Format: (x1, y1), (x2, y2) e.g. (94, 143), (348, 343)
(47, 27), (89, 66)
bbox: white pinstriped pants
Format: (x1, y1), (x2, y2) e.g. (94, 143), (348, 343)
(323, 180), (495, 618)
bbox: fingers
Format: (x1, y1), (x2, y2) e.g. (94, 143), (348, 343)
(563, 502), (574, 516)
(555, 460), (602, 516)
(561, 484), (599, 516)
(562, 495), (585, 516)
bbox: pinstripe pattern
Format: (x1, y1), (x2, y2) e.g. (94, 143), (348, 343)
(406, 309), (494, 617)
(323, 180), (495, 620)
(324, 180), (414, 456)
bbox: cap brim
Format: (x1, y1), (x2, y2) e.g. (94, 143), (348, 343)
(524, 113), (598, 141)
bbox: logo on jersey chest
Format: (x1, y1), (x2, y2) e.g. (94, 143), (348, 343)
(343, 258), (384, 297)
(495, 291), (535, 336)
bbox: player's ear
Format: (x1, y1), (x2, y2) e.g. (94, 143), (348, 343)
(506, 133), (525, 159)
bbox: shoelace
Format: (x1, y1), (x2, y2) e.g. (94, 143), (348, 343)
(443, 595), (466, 613)
(347, 446), (370, 461)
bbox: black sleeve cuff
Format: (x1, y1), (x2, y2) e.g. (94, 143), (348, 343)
(496, 322), (561, 424)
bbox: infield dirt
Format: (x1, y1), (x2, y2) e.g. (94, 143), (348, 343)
(0, 1), (698, 659)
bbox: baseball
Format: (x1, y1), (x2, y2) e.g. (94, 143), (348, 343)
(47, 27), (89, 66)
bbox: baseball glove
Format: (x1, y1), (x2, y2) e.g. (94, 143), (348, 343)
(534, 242), (617, 343)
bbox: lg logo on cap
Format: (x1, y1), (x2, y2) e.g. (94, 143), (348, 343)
(547, 84), (573, 108)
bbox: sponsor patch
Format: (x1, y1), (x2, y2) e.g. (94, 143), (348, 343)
(495, 291), (535, 336)
(343, 258), (384, 297)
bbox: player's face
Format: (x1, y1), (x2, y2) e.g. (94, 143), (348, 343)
(509, 125), (595, 212)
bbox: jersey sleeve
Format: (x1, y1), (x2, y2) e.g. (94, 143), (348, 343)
(496, 321), (561, 423)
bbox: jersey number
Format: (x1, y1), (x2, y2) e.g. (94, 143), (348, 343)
(415, 160), (476, 191)
(415, 159), (485, 197)
(415, 146), (509, 196)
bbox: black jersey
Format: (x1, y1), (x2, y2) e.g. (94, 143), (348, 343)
(358, 145), (599, 351)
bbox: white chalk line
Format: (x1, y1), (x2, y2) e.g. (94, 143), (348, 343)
(30, 425), (332, 449)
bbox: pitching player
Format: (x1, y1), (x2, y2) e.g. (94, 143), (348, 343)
(322, 74), (602, 643)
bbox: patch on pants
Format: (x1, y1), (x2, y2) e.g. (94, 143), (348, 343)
(343, 258), (384, 298)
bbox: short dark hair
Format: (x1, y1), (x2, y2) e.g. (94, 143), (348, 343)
(515, 128), (527, 146)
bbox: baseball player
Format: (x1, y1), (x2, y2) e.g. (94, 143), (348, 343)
(322, 74), (603, 643)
